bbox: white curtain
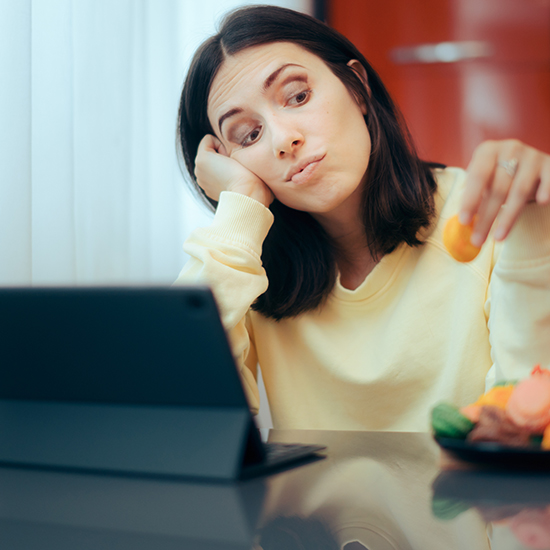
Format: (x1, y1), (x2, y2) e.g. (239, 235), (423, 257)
(0, 0), (313, 286)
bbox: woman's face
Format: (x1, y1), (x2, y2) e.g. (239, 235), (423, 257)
(207, 42), (371, 217)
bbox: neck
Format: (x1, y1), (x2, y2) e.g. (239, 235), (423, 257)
(334, 245), (379, 291)
(312, 204), (379, 291)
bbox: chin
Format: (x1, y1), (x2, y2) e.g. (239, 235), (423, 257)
(275, 180), (361, 214)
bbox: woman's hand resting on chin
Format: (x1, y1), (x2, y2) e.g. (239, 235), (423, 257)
(194, 134), (274, 207)
(460, 139), (550, 247)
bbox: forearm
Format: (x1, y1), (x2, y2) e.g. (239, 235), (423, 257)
(487, 202), (550, 382)
(175, 192), (273, 324)
(174, 191), (273, 413)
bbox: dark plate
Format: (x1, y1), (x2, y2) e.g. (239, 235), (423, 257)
(434, 436), (550, 470)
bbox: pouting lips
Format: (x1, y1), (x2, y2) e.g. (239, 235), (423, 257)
(287, 154), (326, 183)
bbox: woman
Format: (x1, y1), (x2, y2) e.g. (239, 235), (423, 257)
(175, 5), (550, 431)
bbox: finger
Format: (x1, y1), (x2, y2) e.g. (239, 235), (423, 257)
(467, 140), (528, 245)
(493, 152), (542, 240)
(472, 154), (529, 245)
(471, 181), (507, 247)
(198, 133), (220, 153)
(460, 141), (499, 225)
(470, 146), (527, 245)
(201, 134), (230, 157)
(536, 158), (550, 205)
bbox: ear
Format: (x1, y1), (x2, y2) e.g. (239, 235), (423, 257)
(347, 59), (370, 114)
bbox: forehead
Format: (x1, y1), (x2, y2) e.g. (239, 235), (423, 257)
(207, 42), (328, 123)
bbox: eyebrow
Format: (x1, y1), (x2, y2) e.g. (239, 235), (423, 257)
(217, 63), (305, 134)
(218, 108), (243, 134)
(262, 63), (302, 91)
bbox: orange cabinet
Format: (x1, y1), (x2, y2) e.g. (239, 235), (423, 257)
(328, 0), (550, 167)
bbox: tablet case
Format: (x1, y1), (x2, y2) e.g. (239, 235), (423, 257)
(0, 286), (268, 480)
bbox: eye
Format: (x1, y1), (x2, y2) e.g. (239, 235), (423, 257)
(288, 89), (311, 106)
(241, 127), (262, 147)
(295, 91), (309, 103)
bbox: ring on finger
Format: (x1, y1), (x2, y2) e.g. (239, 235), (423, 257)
(497, 157), (519, 178)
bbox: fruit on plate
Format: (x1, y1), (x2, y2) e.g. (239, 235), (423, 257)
(460, 383), (515, 423)
(467, 405), (531, 447)
(432, 365), (550, 449)
(506, 365), (550, 433)
(431, 402), (474, 439)
(443, 214), (481, 262)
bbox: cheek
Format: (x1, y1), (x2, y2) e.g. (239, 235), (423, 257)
(231, 146), (275, 183)
(341, 103), (371, 156)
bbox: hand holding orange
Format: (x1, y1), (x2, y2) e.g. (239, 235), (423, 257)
(443, 214), (481, 262)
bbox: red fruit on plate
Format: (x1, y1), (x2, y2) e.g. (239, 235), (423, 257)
(506, 367), (550, 433)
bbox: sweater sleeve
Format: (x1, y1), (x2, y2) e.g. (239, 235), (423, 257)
(174, 191), (274, 414)
(484, 201), (550, 387)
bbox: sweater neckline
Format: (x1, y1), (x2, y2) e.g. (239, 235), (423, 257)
(332, 243), (409, 302)
(331, 169), (448, 303)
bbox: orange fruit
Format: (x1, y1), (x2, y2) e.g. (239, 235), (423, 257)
(475, 385), (515, 409)
(443, 214), (481, 262)
(542, 424), (550, 450)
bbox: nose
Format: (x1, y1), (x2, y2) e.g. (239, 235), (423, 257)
(270, 117), (304, 158)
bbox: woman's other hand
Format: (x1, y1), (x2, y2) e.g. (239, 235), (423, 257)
(194, 134), (274, 207)
(459, 140), (550, 246)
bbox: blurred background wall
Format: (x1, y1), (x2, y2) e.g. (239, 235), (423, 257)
(0, 0), (313, 287)
(327, 0), (550, 168)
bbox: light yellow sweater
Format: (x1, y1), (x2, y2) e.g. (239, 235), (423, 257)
(175, 167), (550, 431)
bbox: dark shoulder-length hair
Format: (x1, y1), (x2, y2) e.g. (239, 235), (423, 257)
(177, 4), (440, 321)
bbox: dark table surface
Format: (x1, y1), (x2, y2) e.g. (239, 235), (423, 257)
(1, 429), (549, 550)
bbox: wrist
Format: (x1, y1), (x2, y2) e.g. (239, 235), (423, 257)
(213, 191), (275, 254)
(228, 179), (273, 207)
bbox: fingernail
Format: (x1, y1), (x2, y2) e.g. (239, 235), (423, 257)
(471, 233), (484, 247)
(537, 190), (550, 204)
(494, 226), (506, 241)
(459, 211), (471, 225)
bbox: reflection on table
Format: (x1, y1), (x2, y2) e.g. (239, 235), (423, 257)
(0, 430), (548, 549)
(433, 468), (550, 550)
(260, 430), (488, 550)
(0, 465), (266, 549)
